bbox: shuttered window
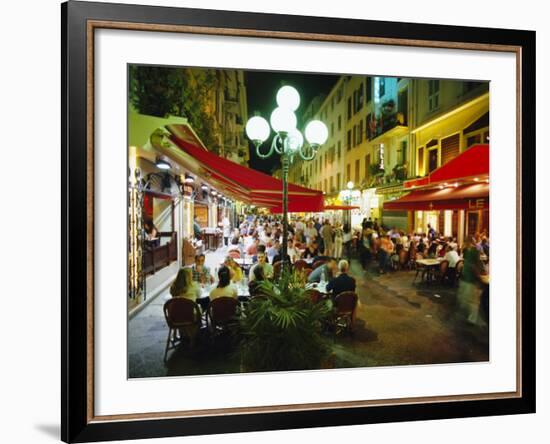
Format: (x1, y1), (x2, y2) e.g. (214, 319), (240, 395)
(441, 133), (460, 166)
(418, 147), (425, 176)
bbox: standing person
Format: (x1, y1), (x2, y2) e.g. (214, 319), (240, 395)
(333, 223), (344, 260)
(193, 216), (202, 240)
(427, 223), (436, 241)
(457, 237), (486, 325)
(209, 266), (238, 300)
(342, 223), (352, 259)
(222, 215), (231, 247)
(304, 221), (318, 244)
(320, 220), (334, 257)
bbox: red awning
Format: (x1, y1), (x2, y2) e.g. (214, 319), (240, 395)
(384, 183), (489, 211)
(168, 130), (324, 213)
(324, 205), (360, 210)
(404, 144), (489, 189)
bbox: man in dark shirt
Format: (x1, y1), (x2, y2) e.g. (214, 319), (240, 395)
(326, 259), (356, 297)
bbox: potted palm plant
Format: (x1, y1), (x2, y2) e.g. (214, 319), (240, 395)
(240, 271), (334, 372)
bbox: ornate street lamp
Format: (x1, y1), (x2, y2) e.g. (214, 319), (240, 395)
(245, 85), (328, 267)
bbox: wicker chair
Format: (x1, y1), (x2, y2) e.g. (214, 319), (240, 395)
(163, 298), (201, 361)
(332, 291), (358, 334)
(207, 297), (239, 337)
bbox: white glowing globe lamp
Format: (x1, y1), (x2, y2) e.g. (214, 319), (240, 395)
(305, 120), (328, 146)
(347, 181), (354, 190)
(276, 85), (300, 111)
(287, 129), (304, 151)
(270, 107), (297, 134)
(245, 116), (270, 143)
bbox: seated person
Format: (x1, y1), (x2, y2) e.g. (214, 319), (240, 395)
(209, 266), (238, 300)
(191, 254), (214, 285)
(307, 258), (338, 283)
(302, 241), (319, 259)
(248, 265), (267, 296)
(266, 240), (280, 263)
(249, 251), (274, 281)
(252, 244), (267, 263)
(443, 244), (460, 284)
(286, 239), (299, 263)
(327, 260), (356, 297)
(246, 238), (260, 256)
(169, 267), (201, 301)
(224, 256), (243, 283)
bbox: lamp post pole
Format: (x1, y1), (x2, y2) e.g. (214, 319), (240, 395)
(245, 85), (328, 271)
(281, 140), (289, 263)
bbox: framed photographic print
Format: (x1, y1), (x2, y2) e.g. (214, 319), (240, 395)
(62, 0), (536, 442)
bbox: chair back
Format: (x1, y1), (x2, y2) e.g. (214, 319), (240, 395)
(228, 249), (241, 259)
(312, 259), (327, 270)
(306, 289), (323, 304)
(163, 298), (200, 328)
(293, 259), (309, 271)
(439, 259), (449, 276)
(208, 296), (238, 326)
(334, 291), (358, 315)
(399, 249), (409, 266)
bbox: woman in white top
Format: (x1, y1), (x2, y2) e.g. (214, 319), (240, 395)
(170, 267), (201, 301)
(209, 266), (238, 300)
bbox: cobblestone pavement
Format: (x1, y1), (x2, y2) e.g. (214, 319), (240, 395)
(128, 258), (489, 378)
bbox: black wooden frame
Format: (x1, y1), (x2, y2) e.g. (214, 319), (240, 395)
(62, 1), (536, 442)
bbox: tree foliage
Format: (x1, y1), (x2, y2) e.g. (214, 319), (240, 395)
(129, 65), (221, 153)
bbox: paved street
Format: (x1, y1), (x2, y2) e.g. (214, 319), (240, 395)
(128, 255), (489, 378)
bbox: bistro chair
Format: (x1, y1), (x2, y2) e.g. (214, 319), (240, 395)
(332, 291), (358, 335)
(399, 249), (409, 270)
(438, 259), (450, 283)
(306, 289), (323, 304)
(163, 298), (202, 361)
(312, 259), (327, 270)
(293, 259), (309, 271)
(207, 297), (239, 337)
(228, 249), (241, 259)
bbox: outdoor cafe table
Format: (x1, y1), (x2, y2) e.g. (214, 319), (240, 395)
(415, 258), (443, 282)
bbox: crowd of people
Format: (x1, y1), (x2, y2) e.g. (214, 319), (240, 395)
(170, 213), (489, 327)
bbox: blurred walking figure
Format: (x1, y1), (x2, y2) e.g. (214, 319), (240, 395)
(333, 223), (344, 260)
(457, 236), (487, 326)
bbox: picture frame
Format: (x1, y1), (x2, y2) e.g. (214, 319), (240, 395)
(61, 1), (536, 442)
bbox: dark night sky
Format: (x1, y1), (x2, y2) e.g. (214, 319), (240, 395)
(244, 70), (338, 173)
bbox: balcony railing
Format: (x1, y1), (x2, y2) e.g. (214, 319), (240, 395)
(367, 111), (407, 141)
(142, 232), (178, 275)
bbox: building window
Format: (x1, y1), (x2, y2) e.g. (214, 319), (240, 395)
(331, 122), (334, 138)
(398, 141), (407, 165)
(355, 159), (360, 183)
(338, 114), (342, 131)
(365, 154), (371, 180)
(366, 113), (373, 140)
(428, 79), (440, 112)
(337, 141), (341, 159)
(324, 178), (328, 192)
(357, 85), (364, 112)
(417, 146), (425, 176)
(337, 172), (341, 190)
(352, 125), (356, 147)
(347, 97), (352, 120)
(358, 120), (363, 144)
(330, 176), (334, 192)
(347, 130), (352, 151)
(346, 163), (351, 182)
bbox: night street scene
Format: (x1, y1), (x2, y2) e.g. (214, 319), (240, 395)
(127, 65), (490, 378)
